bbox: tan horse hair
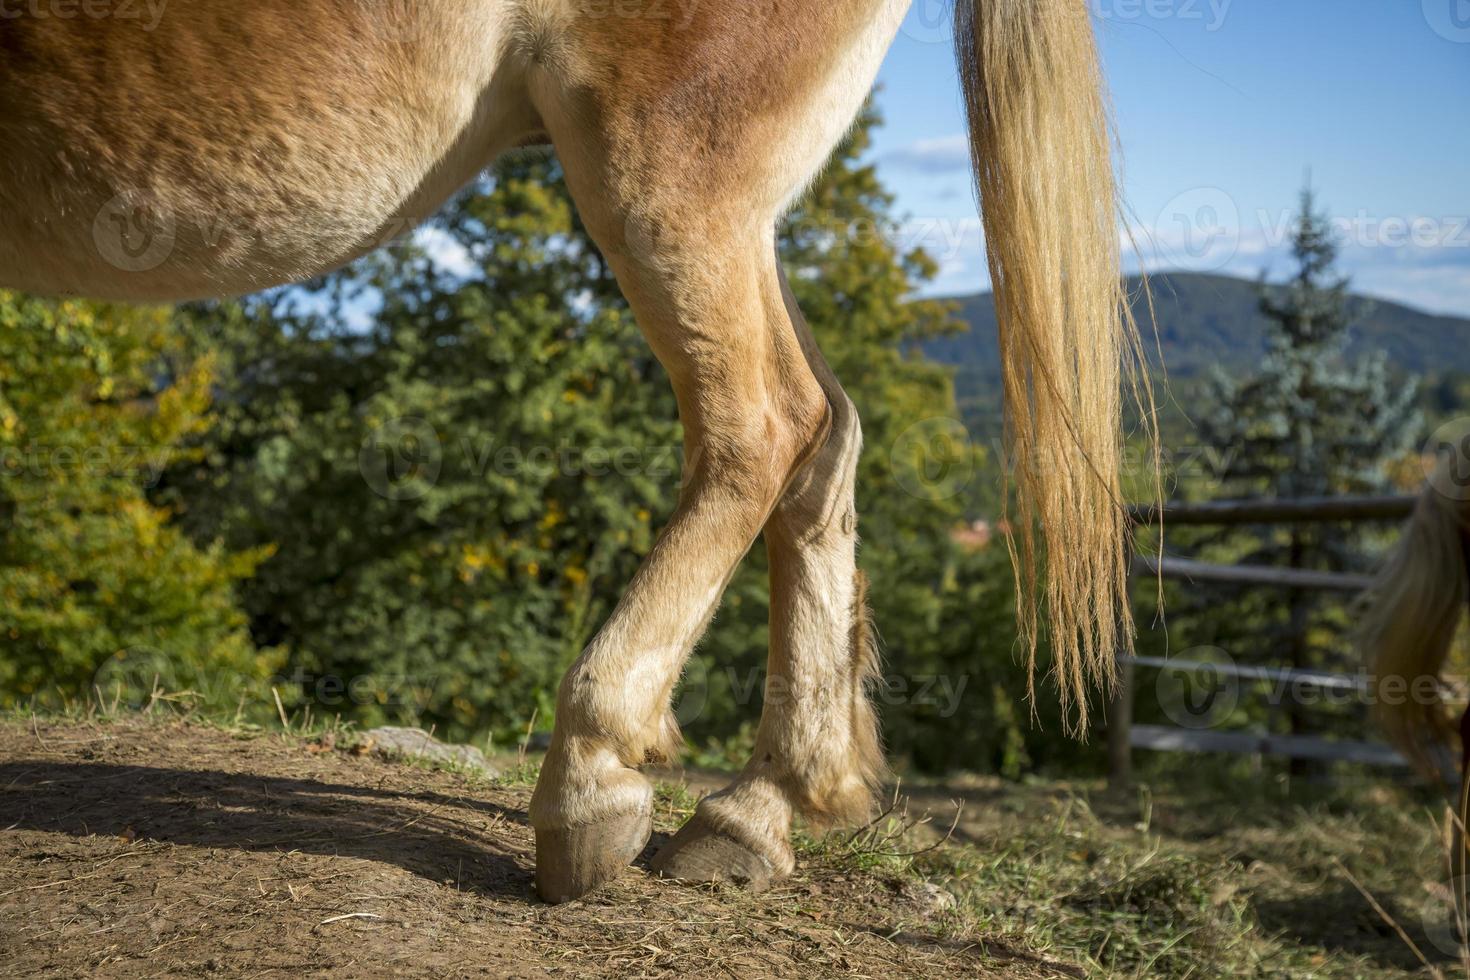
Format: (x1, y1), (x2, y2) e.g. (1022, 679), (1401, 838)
(1357, 471), (1469, 774)
(959, 0), (1158, 732)
(0, 0), (1148, 900)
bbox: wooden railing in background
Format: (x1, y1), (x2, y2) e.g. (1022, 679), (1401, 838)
(1107, 494), (1418, 787)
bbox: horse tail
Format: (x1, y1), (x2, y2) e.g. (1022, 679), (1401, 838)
(955, 0), (1154, 731)
(1358, 477), (1468, 773)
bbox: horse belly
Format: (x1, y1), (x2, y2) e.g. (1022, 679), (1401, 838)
(0, 1), (534, 301)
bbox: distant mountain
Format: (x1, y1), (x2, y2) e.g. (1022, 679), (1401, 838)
(923, 272), (1470, 381)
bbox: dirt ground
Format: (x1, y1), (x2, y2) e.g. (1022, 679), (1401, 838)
(0, 720), (1072, 979)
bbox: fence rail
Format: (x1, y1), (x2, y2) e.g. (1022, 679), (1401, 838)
(1135, 555), (1375, 592)
(1128, 725), (1407, 768)
(1124, 653), (1368, 691)
(1108, 493), (1421, 785)
(1128, 495), (1415, 527)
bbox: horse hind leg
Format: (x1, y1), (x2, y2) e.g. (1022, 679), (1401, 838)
(651, 266), (885, 889)
(525, 158), (833, 904)
(520, 0), (905, 901)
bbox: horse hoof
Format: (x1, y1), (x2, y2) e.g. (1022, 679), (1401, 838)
(650, 815), (780, 892)
(534, 809), (651, 903)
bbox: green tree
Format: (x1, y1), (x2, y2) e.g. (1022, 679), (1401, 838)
(0, 293), (269, 708)
(1154, 187), (1422, 749)
(1199, 188), (1420, 510)
(164, 155), (678, 742)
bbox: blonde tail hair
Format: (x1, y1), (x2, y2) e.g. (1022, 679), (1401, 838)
(956, 0), (1155, 731)
(1358, 479), (1468, 773)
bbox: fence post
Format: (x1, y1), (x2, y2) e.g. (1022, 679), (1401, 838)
(1108, 534), (1137, 789)
(1107, 656), (1135, 788)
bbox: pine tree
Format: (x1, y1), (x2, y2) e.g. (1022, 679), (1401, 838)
(1179, 185), (1421, 746)
(1198, 186), (1420, 515)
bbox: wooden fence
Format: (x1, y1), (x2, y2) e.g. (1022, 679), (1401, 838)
(1106, 494), (1420, 786)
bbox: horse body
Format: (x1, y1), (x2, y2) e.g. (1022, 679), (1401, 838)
(0, 0), (1139, 904)
(0, 0), (897, 301)
(0, 1), (534, 299)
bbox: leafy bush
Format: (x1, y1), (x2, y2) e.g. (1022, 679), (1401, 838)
(0, 293), (272, 710)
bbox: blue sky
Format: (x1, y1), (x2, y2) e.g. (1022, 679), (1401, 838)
(868, 1), (1470, 316)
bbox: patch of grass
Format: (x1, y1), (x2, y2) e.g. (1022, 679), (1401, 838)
(496, 760), (543, 787)
(6, 680), (355, 744)
(794, 789), (957, 878)
(5, 686), (509, 784)
(653, 780), (702, 827)
(1061, 849), (1253, 975)
(794, 779), (1459, 979)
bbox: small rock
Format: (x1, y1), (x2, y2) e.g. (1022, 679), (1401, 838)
(360, 727), (498, 777)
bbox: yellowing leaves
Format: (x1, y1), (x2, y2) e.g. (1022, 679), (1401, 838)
(538, 500), (565, 531)
(0, 293), (261, 712)
(458, 543), (506, 583)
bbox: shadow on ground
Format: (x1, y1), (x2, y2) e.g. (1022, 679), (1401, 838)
(1252, 883), (1456, 973)
(0, 760), (539, 900)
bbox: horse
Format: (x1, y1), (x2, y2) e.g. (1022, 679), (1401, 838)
(1359, 467), (1470, 772)
(1358, 464), (1470, 916)
(0, 0), (1140, 902)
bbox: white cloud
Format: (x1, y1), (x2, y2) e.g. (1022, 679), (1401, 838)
(883, 134), (972, 174)
(1346, 264), (1470, 319)
(912, 212), (1470, 319)
(1120, 206), (1470, 317)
